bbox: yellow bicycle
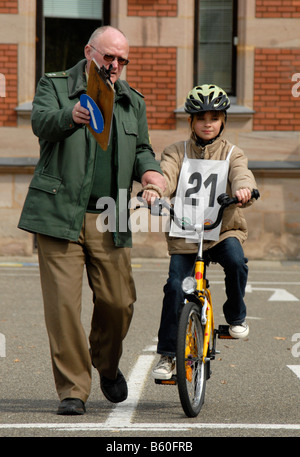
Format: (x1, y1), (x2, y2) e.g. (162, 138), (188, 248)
(137, 189), (260, 417)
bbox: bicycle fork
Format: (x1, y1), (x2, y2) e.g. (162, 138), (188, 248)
(194, 259), (213, 364)
(196, 256), (237, 349)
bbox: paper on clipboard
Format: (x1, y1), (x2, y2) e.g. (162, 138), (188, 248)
(85, 59), (115, 150)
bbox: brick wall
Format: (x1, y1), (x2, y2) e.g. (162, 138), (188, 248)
(127, 0), (177, 17)
(254, 1), (300, 131)
(256, 0), (300, 17)
(0, 44), (18, 127)
(0, 1), (18, 126)
(126, 0), (178, 130)
(127, 46), (177, 130)
(253, 49), (300, 131)
(0, 0), (18, 14)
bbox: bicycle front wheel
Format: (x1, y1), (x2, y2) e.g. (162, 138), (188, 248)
(176, 301), (208, 417)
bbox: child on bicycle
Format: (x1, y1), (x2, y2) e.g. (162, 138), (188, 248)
(143, 84), (258, 380)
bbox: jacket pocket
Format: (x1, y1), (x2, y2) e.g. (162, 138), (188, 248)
(122, 121), (138, 136)
(29, 173), (62, 195)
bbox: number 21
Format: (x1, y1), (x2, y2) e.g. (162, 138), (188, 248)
(185, 172), (218, 207)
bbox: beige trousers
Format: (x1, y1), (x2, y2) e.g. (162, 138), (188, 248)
(37, 213), (136, 402)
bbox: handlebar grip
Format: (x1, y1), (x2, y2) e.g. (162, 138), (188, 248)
(217, 189), (260, 206)
(251, 189), (260, 200)
(217, 193), (232, 205)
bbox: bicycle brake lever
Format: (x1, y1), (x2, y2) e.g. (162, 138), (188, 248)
(150, 199), (162, 216)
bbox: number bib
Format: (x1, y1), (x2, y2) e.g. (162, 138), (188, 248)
(170, 142), (234, 241)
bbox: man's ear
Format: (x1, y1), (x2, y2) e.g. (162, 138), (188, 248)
(84, 44), (91, 61)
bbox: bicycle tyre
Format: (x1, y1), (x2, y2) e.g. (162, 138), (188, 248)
(176, 301), (208, 417)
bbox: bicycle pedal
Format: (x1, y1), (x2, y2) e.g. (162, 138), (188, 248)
(154, 375), (177, 385)
(217, 324), (235, 339)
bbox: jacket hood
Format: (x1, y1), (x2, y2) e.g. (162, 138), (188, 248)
(189, 133), (227, 159)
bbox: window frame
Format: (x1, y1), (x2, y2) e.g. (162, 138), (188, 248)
(193, 0), (238, 96)
(35, 0), (111, 85)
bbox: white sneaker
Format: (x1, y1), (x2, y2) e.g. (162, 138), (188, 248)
(229, 322), (249, 339)
(152, 356), (175, 380)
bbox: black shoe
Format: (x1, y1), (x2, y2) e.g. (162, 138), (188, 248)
(100, 369), (128, 403)
(57, 398), (86, 415)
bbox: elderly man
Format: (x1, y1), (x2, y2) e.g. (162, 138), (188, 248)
(19, 26), (165, 415)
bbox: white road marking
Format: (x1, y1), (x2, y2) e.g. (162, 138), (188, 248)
(212, 281), (300, 286)
(1, 353), (300, 433)
(104, 354), (155, 428)
(1, 263), (299, 433)
(246, 284), (299, 301)
(0, 333), (5, 357)
(287, 365), (300, 380)
(0, 422), (300, 432)
(143, 345), (157, 352)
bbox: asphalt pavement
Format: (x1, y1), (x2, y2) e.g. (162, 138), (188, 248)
(0, 256), (300, 444)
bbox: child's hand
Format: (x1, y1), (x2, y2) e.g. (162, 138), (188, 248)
(142, 189), (160, 205)
(235, 188), (252, 206)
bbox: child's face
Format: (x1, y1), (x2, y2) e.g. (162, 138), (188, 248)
(191, 111), (223, 143)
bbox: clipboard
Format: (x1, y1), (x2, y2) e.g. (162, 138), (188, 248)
(85, 59), (115, 150)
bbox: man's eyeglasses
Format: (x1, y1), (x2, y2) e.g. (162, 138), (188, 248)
(90, 45), (130, 66)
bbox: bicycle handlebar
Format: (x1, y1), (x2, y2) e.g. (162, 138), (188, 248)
(136, 189), (260, 233)
(207, 188), (260, 231)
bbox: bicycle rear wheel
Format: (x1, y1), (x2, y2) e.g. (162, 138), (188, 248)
(176, 301), (208, 417)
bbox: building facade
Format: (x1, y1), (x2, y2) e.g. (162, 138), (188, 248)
(0, 0), (299, 259)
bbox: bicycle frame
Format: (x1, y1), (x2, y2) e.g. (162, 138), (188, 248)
(136, 189), (260, 370)
(136, 188), (260, 416)
(184, 225), (214, 364)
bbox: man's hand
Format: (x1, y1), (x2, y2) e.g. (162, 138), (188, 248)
(72, 101), (90, 125)
(235, 188), (252, 207)
(141, 171), (166, 193)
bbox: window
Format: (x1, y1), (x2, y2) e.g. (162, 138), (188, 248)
(44, 0), (103, 19)
(36, 0), (109, 80)
(194, 0), (237, 95)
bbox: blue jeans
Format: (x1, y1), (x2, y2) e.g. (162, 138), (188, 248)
(157, 237), (248, 357)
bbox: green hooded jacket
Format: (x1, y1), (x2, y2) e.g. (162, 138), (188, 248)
(18, 60), (162, 247)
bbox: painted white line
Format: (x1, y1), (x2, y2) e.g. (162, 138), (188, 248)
(2, 344), (300, 433)
(0, 333), (5, 357)
(1, 355), (300, 432)
(143, 345), (157, 352)
(287, 365), (300, 380)
(104, 354), (155, 428)
(212, 281), (300, 285)
(0, 422), (300, 432)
